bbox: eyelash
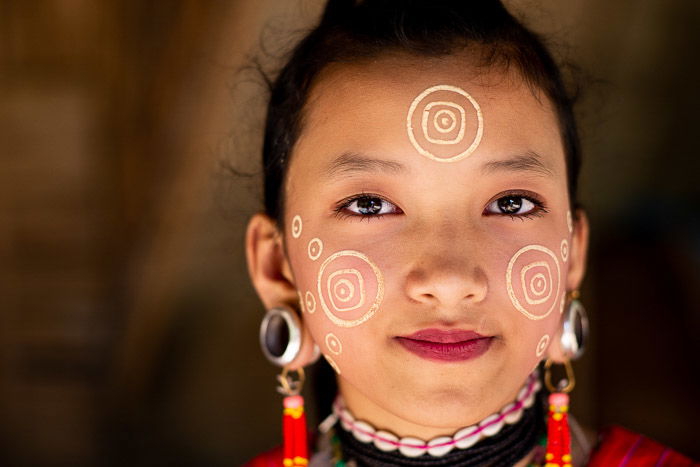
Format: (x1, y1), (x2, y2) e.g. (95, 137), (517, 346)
(332, 190), (549, 221)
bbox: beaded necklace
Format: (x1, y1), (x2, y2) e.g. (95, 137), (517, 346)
(317, 371), (547, 466)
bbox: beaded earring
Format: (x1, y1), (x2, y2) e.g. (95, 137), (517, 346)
(544, 291), (588, 467)
(259, 307), (310, 466)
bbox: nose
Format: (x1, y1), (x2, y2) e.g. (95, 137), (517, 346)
(403, 230), (489, 309)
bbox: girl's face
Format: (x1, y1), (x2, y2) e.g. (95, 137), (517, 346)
(279, 55), (587, 436)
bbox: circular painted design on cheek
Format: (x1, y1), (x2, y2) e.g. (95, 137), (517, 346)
(324, 354), (341, 374)
(325, 333), (343, 356)
(566, 211), (573, 234)
(304, 291), (316, 314)
(291, 215), (303, 239)
(406, 85), (483, 163)
(560, 239), (569, 263)
(536, 334), (550, 357)
(506, 245), (562, 320)
(317, 250), (384, 328)
(307, 238), (323, 261)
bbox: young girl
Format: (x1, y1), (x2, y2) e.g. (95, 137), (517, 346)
(244, 1), (694, 465)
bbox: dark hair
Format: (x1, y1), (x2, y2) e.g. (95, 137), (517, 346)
(262, 0), (581, 226)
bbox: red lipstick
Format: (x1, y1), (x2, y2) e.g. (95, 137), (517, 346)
(396, 329), (493, 362)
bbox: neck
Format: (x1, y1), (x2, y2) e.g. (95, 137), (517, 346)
(332, 371), (543, 461)
(337, 370), (540, 441)
(330, 375), (546, 466)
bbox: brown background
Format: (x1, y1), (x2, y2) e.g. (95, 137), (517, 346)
(1, 0), (698, 465)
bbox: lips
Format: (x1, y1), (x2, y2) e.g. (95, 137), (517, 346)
(395, 328), (493, 362)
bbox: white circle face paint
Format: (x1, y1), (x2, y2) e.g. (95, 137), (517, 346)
(291, 215), (303, 239)
(406, 85), (483, 163)
(566, 211), (573, 234)
(560, 239), (569, 263)
(304, 291), (317, 314)
(317, 250), (384, 328)
(307, 238), (323, 261)
(324, 354), (341, 374)
(506, 245), (562, 320)
(536, 334), (550, 357)
(325, 333), (343, 356)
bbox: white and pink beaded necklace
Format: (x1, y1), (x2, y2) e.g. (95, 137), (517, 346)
(323, 370), (541, 458)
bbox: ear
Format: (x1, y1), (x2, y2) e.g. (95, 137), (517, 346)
(245, 212), (298, 308)
(565, 208), (589, 291)
(245, 213), (317, 369)
(548, 208), (590, 363)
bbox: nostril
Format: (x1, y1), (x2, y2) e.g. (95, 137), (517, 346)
(405, 264), (488, 306)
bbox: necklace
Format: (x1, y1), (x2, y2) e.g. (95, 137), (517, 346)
(330, 370), (542, 458)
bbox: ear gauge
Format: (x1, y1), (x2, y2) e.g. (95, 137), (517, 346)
(259, 306), (303, 366)
(260, 308), (312, 466)
(560, 290), (589, 360)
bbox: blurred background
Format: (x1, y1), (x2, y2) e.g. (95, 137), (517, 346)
(1, 0), (698, 465)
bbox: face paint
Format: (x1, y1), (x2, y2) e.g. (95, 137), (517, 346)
(317, 250), (384, 328)
(536, 334), (550, 357)
(291, 215), (303, 239)
(324, 354), (341, 375)
(566, 210), (573, 234)
(406, 84), (483, 162)
(304, 290), (317, 314)
(506, 245), (562, 321)
(325, 332), (343, 356)
(560, 239), (569, 263)
(307, 238), (323, 261)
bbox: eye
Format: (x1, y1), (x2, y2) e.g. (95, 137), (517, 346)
(334, 194), (402, 219)
(484, 192), (547, 219)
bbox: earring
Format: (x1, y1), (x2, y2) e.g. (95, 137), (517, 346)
(259, 306), (303, 366)
(259, 307), (310, 465)
(544, 359), (575, 467)
(560, 291), (589, 360)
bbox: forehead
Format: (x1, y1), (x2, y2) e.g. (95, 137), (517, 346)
(289, 54), (565, 193)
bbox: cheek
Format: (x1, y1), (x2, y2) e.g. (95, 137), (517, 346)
(505, 244), (564, 321)
(501, 213), (573, 364)
(286, 214), (386, 375)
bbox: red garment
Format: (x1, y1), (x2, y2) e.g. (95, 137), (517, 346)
(244, 425), (697, 466)
(588, 426), (697, 466)
(243, 445), (283, 467)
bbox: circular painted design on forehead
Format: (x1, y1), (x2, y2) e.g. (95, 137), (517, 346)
(307, 238), (323, 261)
(291, 215), (303, 239)
(536, 334), (550, 357)
(324, 354), (341, 374)
(560, 239), (569, 263)
(304, 291), (317, 314)
(325, 333), (343, 356)
(506, 245), (562, 321)
(317, 250), (384, 328)
(406, 84), (484, 163)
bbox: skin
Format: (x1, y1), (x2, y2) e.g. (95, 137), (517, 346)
(246, 53), (589, 463)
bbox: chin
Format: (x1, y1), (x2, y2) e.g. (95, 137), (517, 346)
(390, 383), (499, 430)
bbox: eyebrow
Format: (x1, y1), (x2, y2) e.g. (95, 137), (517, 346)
(323, 152), (407, 179)
(480, 151), (554, 177)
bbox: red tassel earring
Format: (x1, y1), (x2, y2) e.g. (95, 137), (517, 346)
(278, 367), (309, 467)
(544, 359), (575, 467)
